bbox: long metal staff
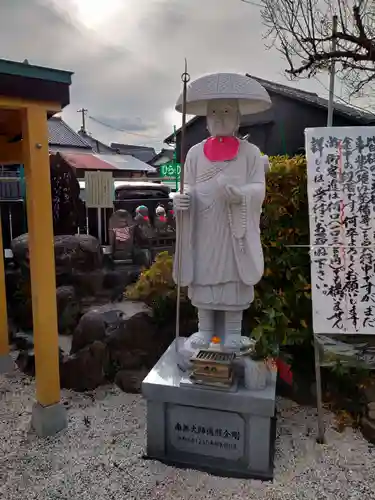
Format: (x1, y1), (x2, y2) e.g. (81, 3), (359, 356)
(175, 60), (190, 355)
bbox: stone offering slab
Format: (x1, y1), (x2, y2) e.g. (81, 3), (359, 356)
(180, 375), (239, 392)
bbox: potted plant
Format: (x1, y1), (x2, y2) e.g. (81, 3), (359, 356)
(241, 330), (278, 391)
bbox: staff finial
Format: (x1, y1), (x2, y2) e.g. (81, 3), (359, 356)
(180, 59), (190, 192)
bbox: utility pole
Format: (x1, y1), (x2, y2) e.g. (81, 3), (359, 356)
(327, 15), (338, 127)
(314, 13), (339, 448)
(78, 108), (88, 133)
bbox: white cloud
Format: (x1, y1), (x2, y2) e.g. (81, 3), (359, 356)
(0, 0), (347, 151)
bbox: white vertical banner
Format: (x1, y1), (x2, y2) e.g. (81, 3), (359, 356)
(306, 126), (375, 335)
(84, 171), (114, 208)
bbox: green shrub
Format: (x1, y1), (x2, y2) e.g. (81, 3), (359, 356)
(126, 155), (312, 350)
(249, 154), (312, 350)
(126, 251), (179, 304)
(125, 251), (195, 326)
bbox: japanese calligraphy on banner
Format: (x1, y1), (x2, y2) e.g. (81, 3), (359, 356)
(84, 171), (113, 208)
(305, 127), (375, 335)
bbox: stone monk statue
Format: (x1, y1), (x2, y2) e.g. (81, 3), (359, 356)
(172, 73), (272, 354)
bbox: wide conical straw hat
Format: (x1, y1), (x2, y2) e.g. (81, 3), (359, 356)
(175, 73), (272, 116)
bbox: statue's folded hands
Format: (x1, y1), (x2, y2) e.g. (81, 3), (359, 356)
(224, 184), (243, 204)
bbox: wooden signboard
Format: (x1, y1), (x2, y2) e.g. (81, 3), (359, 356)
(84, 171), (113, 208)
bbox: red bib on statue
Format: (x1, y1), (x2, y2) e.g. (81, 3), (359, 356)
(203, 136), (240, 162)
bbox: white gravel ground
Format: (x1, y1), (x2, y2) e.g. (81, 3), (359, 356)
(1, 370), (375, 500)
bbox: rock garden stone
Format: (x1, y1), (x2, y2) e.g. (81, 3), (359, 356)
(12, 331), (34, 351)
(16, 348), (65, 377)
(67, 302), (159, 392)
(70, 269), (106, 297)
(105, 311), (156, 353)
(106, 313), (158, 376)
(13, 294), (178, 394)
(102, 268), (140, 302)
(363, 383), (375, 403)
(114, 368), (149, 393)
(361, 416), (375, 443)
(11, 233), (103, 275)
(9, 233), (108, 332)
(8, 283), (81, 335)
(110, 349), (146, 371)
(6, 268), (33, 331)
(56, 285), (81, 335)
(71, 305), (128, 354)
(60, 341), (108, 391)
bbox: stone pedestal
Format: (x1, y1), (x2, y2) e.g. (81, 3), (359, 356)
(31, 402), (67, 437)
(0, 354), (14, 374)
(142, 340), (277, 480)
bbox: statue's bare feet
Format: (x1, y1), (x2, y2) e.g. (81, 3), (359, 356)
(176, 332), (211, 372)
(189, 332), (212, 350)
(178, 332), (212, 362)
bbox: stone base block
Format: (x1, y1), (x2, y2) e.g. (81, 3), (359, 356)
(0, 354), (15, 374)
(142, 340), (277, 480)
(31, 402), (67, 437)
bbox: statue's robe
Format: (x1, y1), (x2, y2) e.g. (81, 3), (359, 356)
(173, 140), (265, 311)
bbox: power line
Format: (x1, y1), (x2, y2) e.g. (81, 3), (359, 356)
(88, 115), (161, 140)
(240, 0), (263, 7)
(313, 77), (375, 119)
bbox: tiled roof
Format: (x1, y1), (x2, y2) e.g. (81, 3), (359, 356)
(247, 75), (375, 123)
(78, 131), (115, 154)
(110, 143), (156, 163)
(149, 148), (174, 166)
(111, 142), (155, 151)
(48, 117), (92, 149)
(96, 154), (156, 173)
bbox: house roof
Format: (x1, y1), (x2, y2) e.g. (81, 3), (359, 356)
(100, 154), (156, 173)
(248, 75), (375, 123)
(111, 142), (154, 151)
(0, 58), (72, 116)
(164, 74), (375, 143)
(110, 142), (156, 162)
(60, 153), (115, 171)
(48, 117), (92, 149)
(59, 152), (156, 173)
(0, 58), (72, 83)
(149, 148), (174, 166)
(78, 130), (115, 154)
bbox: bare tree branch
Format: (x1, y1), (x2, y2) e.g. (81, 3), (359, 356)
(258, 0), (375, 95)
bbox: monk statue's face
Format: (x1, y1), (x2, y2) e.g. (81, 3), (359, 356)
(206, 99), (240, 137)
